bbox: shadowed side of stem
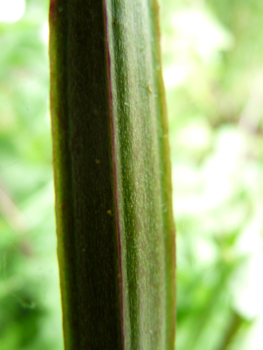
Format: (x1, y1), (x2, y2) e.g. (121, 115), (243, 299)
(49, 1), (123, 348)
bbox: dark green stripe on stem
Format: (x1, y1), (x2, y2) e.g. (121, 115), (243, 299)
(50, 1), (123, 348)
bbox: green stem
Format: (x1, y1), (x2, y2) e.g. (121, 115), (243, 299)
(49, 1), (175, 349)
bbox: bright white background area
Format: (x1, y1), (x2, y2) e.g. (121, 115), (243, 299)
(0, 0), (25, 22)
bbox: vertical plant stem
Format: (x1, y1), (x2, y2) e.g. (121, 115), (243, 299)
(49, 0), (175, 349)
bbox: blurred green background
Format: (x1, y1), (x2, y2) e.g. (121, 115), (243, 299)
(0, 0), (263, 349)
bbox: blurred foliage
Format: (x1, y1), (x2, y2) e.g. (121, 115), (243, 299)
(159, 0), (263, 349)
(0, 0), (263, 349)
(0, 1), (62, 349)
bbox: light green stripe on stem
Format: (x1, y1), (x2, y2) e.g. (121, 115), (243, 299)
(105, 1), (175, 348)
